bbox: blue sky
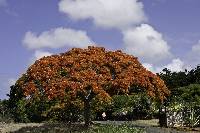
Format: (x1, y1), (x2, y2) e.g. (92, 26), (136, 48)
(0, 0), (200, 99)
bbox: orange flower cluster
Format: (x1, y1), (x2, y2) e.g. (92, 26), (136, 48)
(17, 46), (169, 102)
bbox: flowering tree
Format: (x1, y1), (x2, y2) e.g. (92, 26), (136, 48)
(16, 46), (169, 126)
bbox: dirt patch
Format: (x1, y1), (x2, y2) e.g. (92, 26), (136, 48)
(0, 122), (43, 133)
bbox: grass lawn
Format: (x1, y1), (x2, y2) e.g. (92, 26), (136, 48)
(1, 122), (145, 133)
(1, 119), (199, 133)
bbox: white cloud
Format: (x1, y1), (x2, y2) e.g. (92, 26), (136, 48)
(58, 0), (147, 29)
(58, 0), (173, 66)
(28, 50), (53, 65)
(186, 40), (200, 67)
(34, 50), (53, 60)
(163, 58), (184, 72)
(23, 27), (94, 49)
(143, 58), (184, 73)
(123, 24), (171, 63)
(143, 63), (155, 72)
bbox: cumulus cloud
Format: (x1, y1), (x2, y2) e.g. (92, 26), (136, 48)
(58, 0), (172, 66)
(23, 27), (94, 49)
(143, 58), (184, 73)
(28, 50), (53, 65)
(163, 58), (184, 72)
(123, 24), (171, 63)
(143, 63), (156, 72)
(34, 50), (53, 60)
(186, 40), (200, 67)
(58, 0), (147, 29)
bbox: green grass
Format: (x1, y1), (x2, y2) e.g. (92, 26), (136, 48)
(82, 124), (145, 133)
(12, 123), (145, 133)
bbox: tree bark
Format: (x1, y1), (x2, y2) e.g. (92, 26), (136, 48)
(84, 99), (91, 127)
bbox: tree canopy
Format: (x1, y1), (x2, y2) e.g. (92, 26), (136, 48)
(158, 65), (200, 94)
(16, 46), (169, 102)
(11, 46), (169, 125)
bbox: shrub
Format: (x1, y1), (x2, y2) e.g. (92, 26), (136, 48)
(165, 84), (200, 127)
(0, 99), (14, 123)
(98, 93), (158, 120)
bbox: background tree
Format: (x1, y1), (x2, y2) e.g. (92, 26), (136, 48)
(187, 65), (200, 84)
(159, 65), (200, 88)
(158, 65), (200, 96)
(158, 68), (188, 90)
(12, 46), (169, 126)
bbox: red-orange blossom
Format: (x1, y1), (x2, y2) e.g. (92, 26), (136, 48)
(17, 46), (169, 102)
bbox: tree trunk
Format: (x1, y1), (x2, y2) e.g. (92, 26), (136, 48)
(84, 99), (91, 127)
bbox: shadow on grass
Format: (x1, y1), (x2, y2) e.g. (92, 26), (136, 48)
(11, 123), (89, 133)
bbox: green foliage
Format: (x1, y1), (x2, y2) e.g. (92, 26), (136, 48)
(46, 102), (84, 122)
(15, 99), (84, 123)
(15, 99), (30, 122)
(107, 93), (156, 120)
(178, 84), (200, 103)
(159, 66), (200, 127)
(166, 84), (200, 127)
(187, 65), (200, 84)
(112, 95), (130, 110)
(7, 83), (84, 123)
(184, 106), (200, 127)
(7, 85), (24, 108)
(168, 84), (200, 105)
(82, 124), (145, 133)
(8, 91), (49, 123)
(158, 68), (188, 90)
(158, 65), (200, 92)
(0, 99), (14, 123)
(25, 99), (50, 122)
(6, 85), (26, 122)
